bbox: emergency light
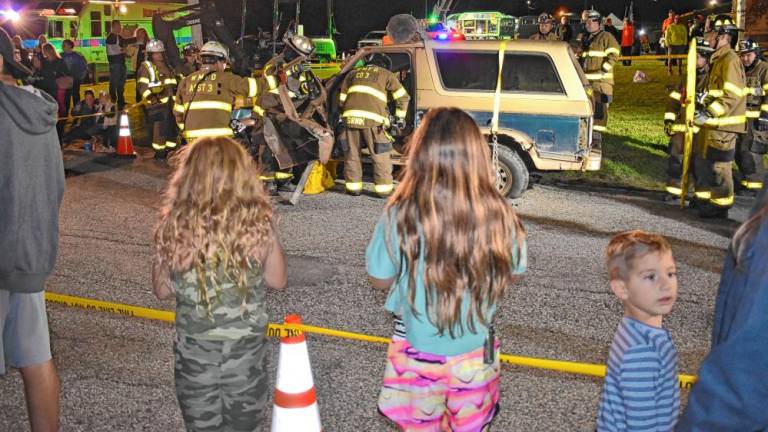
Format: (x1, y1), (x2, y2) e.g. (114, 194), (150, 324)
(0, 9), (20, 22)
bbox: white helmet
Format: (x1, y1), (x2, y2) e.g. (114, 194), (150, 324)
(146, 39), (165, 53)
(200, 41), (229, 61)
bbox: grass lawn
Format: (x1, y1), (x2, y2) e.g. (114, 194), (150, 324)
(559, 59), (683, 191)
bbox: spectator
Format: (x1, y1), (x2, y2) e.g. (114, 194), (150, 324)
(557, 15), (573, 42)
(367, 108), (526, 431)
(61, 90), (99, 145)
(60, 39), (88, 114)
(665, 15), (688, 75)
(95, 92), (118, 150)
(152, 137), (287, 431)
(597, 230), (680, 431)
(661, 10), (675, 62)
(621, 18), (635, 66)
(130, 28), (149, 102)
(11, 34), (32, 69)
(105, 20), (136, 110)
(34, 43), (71, 139)
(677, 188), (768, 430)
(33, 34), (47, 63)
(604, 18), (621, 42)
(689, 15), (706, 39)
(0, 26), (63, 432)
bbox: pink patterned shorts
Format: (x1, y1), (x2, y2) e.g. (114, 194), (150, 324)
(378, 339), (500, 432)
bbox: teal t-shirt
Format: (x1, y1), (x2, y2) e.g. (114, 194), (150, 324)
(366, 208), (526, 356)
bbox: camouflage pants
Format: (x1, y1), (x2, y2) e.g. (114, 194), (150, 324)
(174, 335), (268, 432)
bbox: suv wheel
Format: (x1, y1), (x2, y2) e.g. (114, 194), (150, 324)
(493, 145), (529, 199)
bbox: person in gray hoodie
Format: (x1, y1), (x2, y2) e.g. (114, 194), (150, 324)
(0, 27), (63, 432)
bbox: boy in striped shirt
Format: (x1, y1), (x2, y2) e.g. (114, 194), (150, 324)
(597, 231), (680, 431)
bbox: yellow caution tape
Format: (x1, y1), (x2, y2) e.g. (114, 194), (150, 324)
(44, 292), (697, 388)
(615, 54), (687, 61)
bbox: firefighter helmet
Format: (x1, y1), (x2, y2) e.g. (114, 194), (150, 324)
(695, 36), (714, 55)
(200, 41), (229, 61)
(284, 35), (315, 58)
(182, 43), (199, 56)
(712, 14), (741, 36)
(537, 13), (555, 24)
(585, 10), (602, 22)
(738, 39), (760, 54)
(145, 39), (165, 53)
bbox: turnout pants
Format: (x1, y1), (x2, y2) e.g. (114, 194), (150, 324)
(146, 103), (177, 156)
(591, 82), (613, 148)
(694, 129), (737, 212)
(735, 120), (766, 191)
(666, 132), (698, 196)
(344, 126), (393, 195)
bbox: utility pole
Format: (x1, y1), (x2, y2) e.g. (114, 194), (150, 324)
(734, 0), (746, 34)
(188, 0), (203, 45)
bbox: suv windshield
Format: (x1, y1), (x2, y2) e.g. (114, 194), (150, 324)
(434, 50), (565, 94)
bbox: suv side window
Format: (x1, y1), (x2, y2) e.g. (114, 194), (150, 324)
(434, 51), (565, 94)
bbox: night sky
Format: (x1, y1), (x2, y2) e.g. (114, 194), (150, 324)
(4, 0), (713, 49)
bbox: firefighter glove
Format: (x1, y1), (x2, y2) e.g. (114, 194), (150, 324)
(693, 110), (711, 127)
(393, 117), (406, 130)
(664, 120), (675, 136)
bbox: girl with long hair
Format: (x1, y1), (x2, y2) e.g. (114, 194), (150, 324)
(152, 137), (287, 431)
(678, 190), (768, 430)
(367, 108), (527, 431)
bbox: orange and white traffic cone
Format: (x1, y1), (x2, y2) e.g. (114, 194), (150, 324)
(271, 314), (321, 432)
(115, 111), (136, 158)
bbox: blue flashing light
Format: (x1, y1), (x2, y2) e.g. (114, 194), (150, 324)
(437, 33), (449, 40)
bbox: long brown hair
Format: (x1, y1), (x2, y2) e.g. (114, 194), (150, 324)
(732, 198), (768, 265)
(386, 107), (526, 337)
(153, 137), (273, 312)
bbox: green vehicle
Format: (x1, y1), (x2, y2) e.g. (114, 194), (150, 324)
(446, 11), (516, 40)
(19, 1), (191, 67)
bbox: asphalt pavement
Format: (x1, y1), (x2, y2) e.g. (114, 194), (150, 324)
(0, 148), (752, 431)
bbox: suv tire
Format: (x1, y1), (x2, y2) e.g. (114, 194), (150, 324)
(494, 145), (529, 199)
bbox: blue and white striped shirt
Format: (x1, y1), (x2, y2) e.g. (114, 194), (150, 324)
(596, 317), (680, 431)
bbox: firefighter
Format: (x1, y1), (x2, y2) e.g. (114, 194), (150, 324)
(736, 39), (768, 193)
(530, 13), (559, 41)
(174, 41), (260, 143)
(137, 39), (178, 160)
(178, 43), (200, 77)
(663, 37), (714, 199)
(692, 15), (747, 218)
(255, 35), (322, 191)
(339, 53), (409, 197)
(580, 10), (620, 149)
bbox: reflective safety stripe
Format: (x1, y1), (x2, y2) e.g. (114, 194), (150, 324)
(695, 191), (711, 199)
(374, 184), (394, 194)
(762, 104), (768, 112)
(342, 110), (390, 125)
(664, 112), (677, 121)
(392, 87), (407, 99)
(747, 110), (761, 118)
(152, 142), (166, 150)
(163, 78), (177, 85)
(266, 75), (278, 90)
(741, 180), (764, 189)
(165, 141), (177, 149)
(669, 91), (682, 101)
(247, 77), (258, 98)
(665, 186), (683, 196)
(585, 72), (613, 80)
(764, 83), (768, 91)
(671, 124), (688, 133)
(593, 124), (607, 132)
(184, 128), (234, 139)
(159, 96), (169, 104)
(605, 47), (621, 56)
(275, 172), (293, 180)
(708, 89), (724, 97)
(723, 81), (743, 97)
(177, 122), (184, 130)
(259, 175), (275, 181)
(602, 62), (613, 72)
(582, 50), (607, 58)
(173, 104), (186, 113)
(138, 77), (150, 84)
(348, 85), (388, 103)
(345, 182), (363, 191)
(707, 101), (726, 117)
(710, 195), (734, 206)
(252, 105), (265, 116)
(339, 93), (347, 102)
(704, 115), (746, 126)
(179, 101), (233, 112)
(743, 87), (762, 96)
(142, 89), (152, 99)
(395, 109), (407, 119)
